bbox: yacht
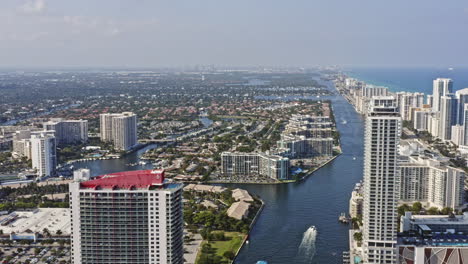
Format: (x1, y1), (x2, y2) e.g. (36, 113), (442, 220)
(338, 213), (350, 223)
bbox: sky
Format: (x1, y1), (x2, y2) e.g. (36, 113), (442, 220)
(1, 0), (468, 68)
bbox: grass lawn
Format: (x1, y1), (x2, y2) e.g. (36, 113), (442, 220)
(195, 232), (246, 264)
(211, 232), (245, 256)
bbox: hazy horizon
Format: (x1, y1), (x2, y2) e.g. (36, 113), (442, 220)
(2, 0), (468, 68)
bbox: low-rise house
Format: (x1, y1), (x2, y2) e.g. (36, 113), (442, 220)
(232, 188), (254, 202)
(227, 201), (250, 220)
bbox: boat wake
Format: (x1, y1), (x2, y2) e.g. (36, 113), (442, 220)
(297, 226), (317, 262)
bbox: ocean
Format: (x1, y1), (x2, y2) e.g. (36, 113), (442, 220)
(346, 67), (468, 95)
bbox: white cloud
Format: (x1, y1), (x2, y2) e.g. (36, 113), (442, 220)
(19, 0), (46, 15)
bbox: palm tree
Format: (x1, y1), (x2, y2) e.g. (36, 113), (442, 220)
(42, 228), (50, 237)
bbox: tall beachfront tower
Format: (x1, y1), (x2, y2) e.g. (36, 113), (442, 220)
(439, 94), (456, 141)
(432, 78), (453, 112)
(70, 170), (184, 264)
(455, 88), (468, 125)
(362, 97), (402, 264)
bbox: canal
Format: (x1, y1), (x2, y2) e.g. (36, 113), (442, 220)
(73, 83), (365, 264)
(230, 91), (364, 264)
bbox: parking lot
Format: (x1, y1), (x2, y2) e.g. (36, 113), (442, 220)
(0, 244), (70, 264)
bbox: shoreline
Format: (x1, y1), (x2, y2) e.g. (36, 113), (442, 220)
(191, 196), (265, 264)
(297, 154), (341, 181)
(231, 199), (265, 264)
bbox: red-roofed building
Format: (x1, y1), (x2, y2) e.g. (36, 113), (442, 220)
(80, 169), (165, 190)
(70, 169), (183, 264)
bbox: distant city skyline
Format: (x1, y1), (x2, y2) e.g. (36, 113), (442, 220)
(1, 0), (468, 68)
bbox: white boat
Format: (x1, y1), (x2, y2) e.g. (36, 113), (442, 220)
(339, 213), (350, 223)
(353, 157), (356, 160)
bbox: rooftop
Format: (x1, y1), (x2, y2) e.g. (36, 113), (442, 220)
(80, 169), (166, 190)
(227, 201), (250, 220)
(183, 184), (227, 193)
(232, 188), (254, 202)
(408, 213), (468, 225)
(0, 208), (70, 235)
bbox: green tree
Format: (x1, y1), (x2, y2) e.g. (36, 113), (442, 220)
(441, 207), (453, 215)
(223, 250), (235, 260)
(353, 232), (363, 242)
(200, 228), (212, 241)
(412, 202), (422, 212)
(212, 231), (226, 241)
(427, 207), (439, 215)
(42, 228), (50, 237)
(398, 204), (411, 216)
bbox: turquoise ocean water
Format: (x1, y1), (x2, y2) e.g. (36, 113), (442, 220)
(346, 67), (468, 95)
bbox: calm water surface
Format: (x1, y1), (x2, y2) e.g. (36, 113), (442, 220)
(229, 87), (364, 264)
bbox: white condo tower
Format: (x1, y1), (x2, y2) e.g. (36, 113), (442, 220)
(432, 78), (453, 112)
(362, 97), (402, 264)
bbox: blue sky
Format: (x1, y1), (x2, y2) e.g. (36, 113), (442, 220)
(1, 0), (468, 67)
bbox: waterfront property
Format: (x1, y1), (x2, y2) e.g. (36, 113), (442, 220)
(276, 135), (334, 158)
(100, 112), (138, 151)
(220, 152), (290, 181)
